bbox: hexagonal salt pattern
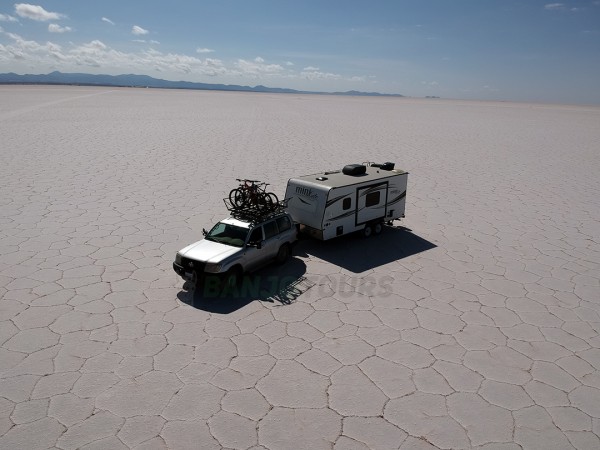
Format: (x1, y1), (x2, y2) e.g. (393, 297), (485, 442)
(1, 86), (599, 449)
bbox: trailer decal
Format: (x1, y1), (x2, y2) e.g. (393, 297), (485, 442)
(328, 210), (356, 221)
(325, 194), (347, 208)
(359, 185), (386, 196)
(387, 190), (406, 206)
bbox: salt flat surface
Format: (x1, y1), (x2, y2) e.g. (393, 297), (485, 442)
(1, 85), (599, 449)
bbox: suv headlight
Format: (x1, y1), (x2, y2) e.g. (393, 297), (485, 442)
(205, 263), (222, 273)
(175, 253), (182, 265)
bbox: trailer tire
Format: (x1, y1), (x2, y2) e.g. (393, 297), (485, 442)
(362, 225), (373, 238)
(374, 222), (383, 235)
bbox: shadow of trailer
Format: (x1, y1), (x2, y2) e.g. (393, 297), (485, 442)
(295, 225), (437, 274)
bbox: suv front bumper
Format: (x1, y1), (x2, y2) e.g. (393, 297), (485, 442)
(173, 261), (187, 278)
(174, 256), (207, 279)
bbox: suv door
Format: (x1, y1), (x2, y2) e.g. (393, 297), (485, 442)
(261, 219), (281, 259)
(243, 225), (264, 272)
(276, 215), (293, 241)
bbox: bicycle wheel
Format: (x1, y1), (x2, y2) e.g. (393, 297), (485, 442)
(267, 192), (279, 206)
(229, 188), (245, 208)
(257, 192), (273, 210)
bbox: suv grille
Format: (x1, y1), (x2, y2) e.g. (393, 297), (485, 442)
(181, 257), (206, 273)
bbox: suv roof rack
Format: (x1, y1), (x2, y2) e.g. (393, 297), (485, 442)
(222, 198), (289, 223)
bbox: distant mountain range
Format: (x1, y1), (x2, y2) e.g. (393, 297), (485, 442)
(0, 71), (404, 97)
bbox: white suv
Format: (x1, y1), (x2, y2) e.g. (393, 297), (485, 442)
(173, 212), (297, 291)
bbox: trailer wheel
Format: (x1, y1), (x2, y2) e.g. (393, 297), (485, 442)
(374, 222), (383, 235)
(362, 225), (373, 238)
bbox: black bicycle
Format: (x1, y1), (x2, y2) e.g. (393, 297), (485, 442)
(229, 179), (279, 210)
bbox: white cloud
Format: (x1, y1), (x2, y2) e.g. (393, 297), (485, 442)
(15, 3), (65, 21)
(133, 39), (160, 45)
(131, 25), (149, 36)
(285, 61), (294, 66)
(48, 23), (71, 33)
(544, 3), (581, 12)
(0, 14), (19, 22)
(300, 68), (341, 80)
(0, 31), (370, 88)
(0, 32), (228, 77)
(235, 57), (284, 76)
(102, 17), (115, 26)
(0, 31), (64, 62)
(197, 47), (214, 54)
(82, 40), (107, 51)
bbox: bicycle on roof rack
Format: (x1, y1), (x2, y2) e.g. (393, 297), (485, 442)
(228, 179), (279, 210)
(223, 195), (290, 222)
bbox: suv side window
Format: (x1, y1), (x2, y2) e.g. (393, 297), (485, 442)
(248, 226), (263, 243)
(263, 220), (279, 239)
(276, 215), (291, 232)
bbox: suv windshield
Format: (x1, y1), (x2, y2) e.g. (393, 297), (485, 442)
(205, 222), (248, 247)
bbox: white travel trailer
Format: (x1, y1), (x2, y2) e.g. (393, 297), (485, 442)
(284, 162), (408, 240)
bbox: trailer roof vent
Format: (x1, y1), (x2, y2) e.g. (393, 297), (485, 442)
(363, 161), (396, 170)
(342, 164), (367, 176)
(369, 162), (395, 171)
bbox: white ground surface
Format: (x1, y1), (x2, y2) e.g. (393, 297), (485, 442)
(1, 86), (599, 449)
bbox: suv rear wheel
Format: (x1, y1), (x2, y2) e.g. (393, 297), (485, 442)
(275, 244), (291, 265)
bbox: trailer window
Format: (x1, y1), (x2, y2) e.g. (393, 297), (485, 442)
(343, 198), (351, 210)
(365, 191), (381, 207)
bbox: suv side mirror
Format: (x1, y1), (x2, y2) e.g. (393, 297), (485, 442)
(202, 228), (208, 237)
(249, 240), (264, 249)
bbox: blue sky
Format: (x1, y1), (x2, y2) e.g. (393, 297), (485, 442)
(1, 1), (599, 104)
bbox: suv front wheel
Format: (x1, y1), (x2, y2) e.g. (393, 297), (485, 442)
(222, 266), (242, 292)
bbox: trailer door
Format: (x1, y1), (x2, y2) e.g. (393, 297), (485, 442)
(356, 182), (388, 225)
